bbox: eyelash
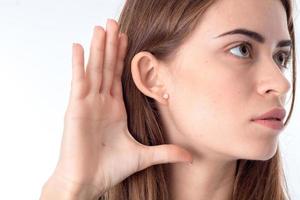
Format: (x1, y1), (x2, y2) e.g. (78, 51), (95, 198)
(228, 42), (292, 69)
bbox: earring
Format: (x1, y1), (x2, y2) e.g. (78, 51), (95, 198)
(163, 93), (169, 99)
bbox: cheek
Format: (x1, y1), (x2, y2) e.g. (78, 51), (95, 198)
(169, 62), (254, 150)
(171, 61), (248, 125)
(168, 58), (279, 160)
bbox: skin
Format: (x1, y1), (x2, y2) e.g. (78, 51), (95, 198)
(40, 19), (193, 200)
(131, 0), (292, 199)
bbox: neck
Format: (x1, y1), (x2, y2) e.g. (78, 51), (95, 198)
(164, 158), (236, 200)
(158, 105), (237, 200)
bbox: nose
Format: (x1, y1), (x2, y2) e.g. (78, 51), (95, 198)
(256, 56), (292, 100)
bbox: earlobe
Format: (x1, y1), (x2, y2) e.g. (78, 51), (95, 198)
(131, 51), (169, 105)
(162, 93), (169, 99)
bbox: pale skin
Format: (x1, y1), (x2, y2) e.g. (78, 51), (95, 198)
(40, 0), (292, 199)
(133, 0), (291, 199)
(40, 16), (192, 200)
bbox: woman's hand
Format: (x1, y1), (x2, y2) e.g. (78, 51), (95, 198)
(42, 19), (193, 199)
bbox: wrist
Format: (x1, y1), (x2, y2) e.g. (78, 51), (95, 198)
(40, 174), (100, 200)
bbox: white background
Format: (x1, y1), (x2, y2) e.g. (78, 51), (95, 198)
(0, 0), (299, 199)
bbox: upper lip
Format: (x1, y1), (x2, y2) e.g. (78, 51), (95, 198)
(251, 107), (286, 121)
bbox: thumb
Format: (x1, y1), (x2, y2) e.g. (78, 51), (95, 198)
(141, 144), (193, 170)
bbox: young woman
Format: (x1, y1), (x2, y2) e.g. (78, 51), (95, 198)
(40, 0), (297, 199)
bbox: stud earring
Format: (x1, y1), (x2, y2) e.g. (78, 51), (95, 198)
(163, 93), (169, 99)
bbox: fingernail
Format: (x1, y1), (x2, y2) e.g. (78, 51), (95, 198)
(106, 19), (110, 30)
(107, 18), (113, 27)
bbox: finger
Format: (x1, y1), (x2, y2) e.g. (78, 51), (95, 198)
(140, 145), (193, 171)
(86, 26), (106, 94)
(100, 19), (119, 94)
(71, 43), (86, 98)
(111, 32), (128, 98)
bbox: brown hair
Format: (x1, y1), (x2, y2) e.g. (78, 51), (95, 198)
(100, 0), (297, 199)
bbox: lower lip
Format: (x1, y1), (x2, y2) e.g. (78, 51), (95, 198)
(252, 119), (284, 130)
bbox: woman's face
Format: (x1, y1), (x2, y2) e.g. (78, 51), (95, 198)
(159, 0), (292, 161)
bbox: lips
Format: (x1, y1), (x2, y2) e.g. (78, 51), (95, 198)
(251, 107), (286, 122)
(251, 107), (286, 131)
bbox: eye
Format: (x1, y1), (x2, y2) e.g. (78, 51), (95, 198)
(274, 51), (292, 70)
(229, 43), (252, 59)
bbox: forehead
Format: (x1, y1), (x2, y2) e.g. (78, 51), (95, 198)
(192, 0), (290, 42)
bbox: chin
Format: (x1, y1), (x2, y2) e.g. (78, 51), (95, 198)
(230, 138), (279, 162)
(241, 145), (278, 161)
(255, 151), (277, 161)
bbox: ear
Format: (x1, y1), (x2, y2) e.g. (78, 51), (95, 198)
(131, 51), (168, 105)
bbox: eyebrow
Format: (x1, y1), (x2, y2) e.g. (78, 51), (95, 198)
(214, 28), (292, 48)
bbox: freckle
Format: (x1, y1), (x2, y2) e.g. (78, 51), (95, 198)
(101, 142), (106, 147)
